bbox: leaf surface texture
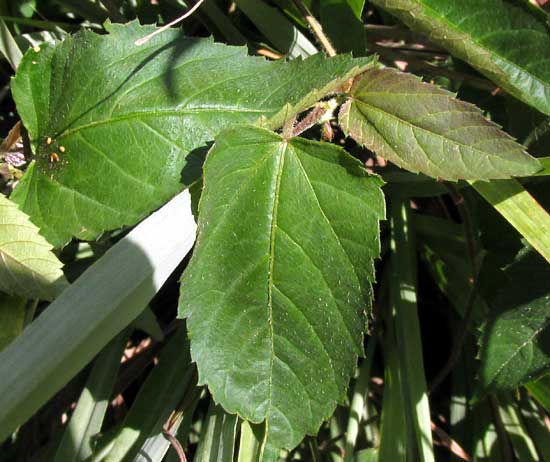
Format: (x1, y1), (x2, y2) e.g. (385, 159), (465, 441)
(0, 193), (67, 300)
(11, 21), (372, 246)
(370, 0), (550, 115)
(179, 125), (385, 458)
(478, 249), (550, 393)
(339, 67), (540, 180)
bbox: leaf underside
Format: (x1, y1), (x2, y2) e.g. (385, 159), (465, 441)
(339, 67), (540, 180)
(370, 0), (550, 115)
(11, 21), (373, 247)
(478, 249), (550, 393)
(179, 125), (385, 459)
(0, 193), (67, 301)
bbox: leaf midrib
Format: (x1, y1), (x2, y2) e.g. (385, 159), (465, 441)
(55, 107), (277, 140)
(353, 99), (531, 168)
(490, 319), (550, 387)
(264, 140), (287, 450)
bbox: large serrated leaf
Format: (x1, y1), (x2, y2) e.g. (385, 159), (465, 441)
(178, 125), (385, 459)
(339, 67), (540, 180)
(478, 248), (550, 394)
(10, 21), (373, 247)
(0, 193), (67, 300)
(370, 0), (550, 115)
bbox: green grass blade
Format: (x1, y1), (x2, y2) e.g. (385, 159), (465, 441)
(389, 199), (434, 462)
(167, 0), (246, 45)
(0, 293), (26, 352)
(343, 337), (376, 462)
(0, 15), (80, 31)
(52, 0), (108, 23)
(378, 322), (408, 462)
(532, 157), (550, 176)
(354, 448), (378, 462)
(497, 394), (539, 461)
(54, 329), (130, 462)
(233, 0), (317, 57)
(194, 401), (239, 462)
(471, 401), (502, 461)
(471, 179), (550, 263)
(101, 327), (194, 462)
(0, 190), (197, 442)
(0, 18), (22, 70)
(526, 375), (550, 410)
(133, 307), (164, 342)
(164, 389), (201, 462)
(238, 421), (262, 462)
(518, 393), (550, 461)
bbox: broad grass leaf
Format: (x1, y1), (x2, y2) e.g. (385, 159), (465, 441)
(179, 125), (385, 459)
(11, 21), (373, 247)
(370, 0), (550, 115)
(339, 67), (540, 180)
(0, 193), (67, 300)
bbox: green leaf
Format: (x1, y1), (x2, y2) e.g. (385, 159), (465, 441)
(0, 17), (22, 70)
(54, 329), (129, 462)
(233, 0), (317, 58)
(102, 327), (194, 462)
(0, 293), (26, 351)
(0, 190), (196, 442)
(471, 179), (550, 263)
(179, 125), (385, 458)
(194, 402), (239, 462)
(345, 0), (365, 19)
(478, 249), (550, 393)
(339, 67), (541, 180)
(496, 394), (539, 461)
(526, 374), (550, 409)
(378, 313), (408, 462)
(238, 421), (262, 462)
(320, 0), (367, 55)
(11, 21), (373, 247)
(370, 0), (550, 115)
(0, 192), (67, 300)
(389, 200), (434, 462)
(343, 338), (376, 462)
(354, 448), (378, 462)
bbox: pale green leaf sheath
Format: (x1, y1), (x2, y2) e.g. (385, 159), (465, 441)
(339, 67), (540, 180)
(179, 125), (385, 458)
(0, 193), (67, 300)
(370, 0), (550, 115)
(11, 21), (372, 247)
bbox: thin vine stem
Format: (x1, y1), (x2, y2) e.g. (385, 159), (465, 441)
(429, 183), (480, 393)
(135, 0), (206, 46)
(291, 0), (336, 57)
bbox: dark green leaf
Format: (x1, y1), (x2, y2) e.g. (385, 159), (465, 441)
(11, 21), (373, 247)
(320, 0), (367, 55)
(0, 190), (196, 442)
(478, 249), (550, 393)
(339, 67), (541, 180)
(526, 374), (550, 410)
(103, 327), (194, 462)
(54, 329), (129, 462)
(370, 0), (550, 115)
(471, 178), (550, 263)
(179, 125), (385, 459)
(0, 192), (68, 300)
(0, 293), (26, 351)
